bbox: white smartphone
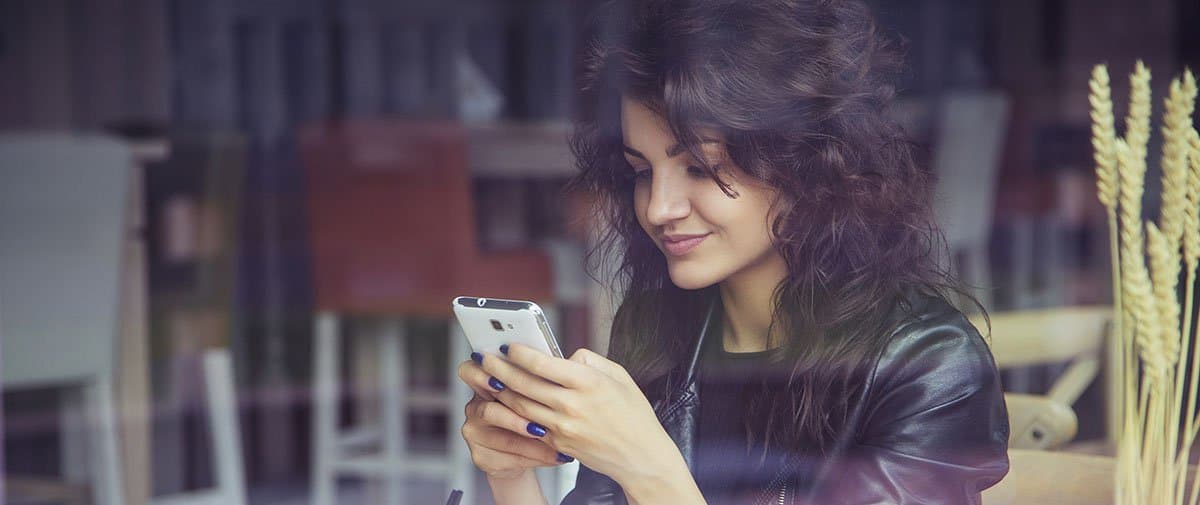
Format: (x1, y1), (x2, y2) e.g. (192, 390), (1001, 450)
(452, 296), (564, 359)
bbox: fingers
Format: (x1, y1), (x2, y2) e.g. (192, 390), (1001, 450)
(478, 349), (568, 409)
(493, 387), (560, 430)
(461, 411), (562, 466)
(466, 394), (551, 439)
(502, 343), (597, 390)
(466, 436), (561, 473)
(456, 359), (496, 401)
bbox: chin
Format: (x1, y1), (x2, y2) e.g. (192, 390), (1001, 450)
(666, 261), (723, 290)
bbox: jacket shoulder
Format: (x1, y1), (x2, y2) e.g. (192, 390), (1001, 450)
(872, 292), (995, 390)
(859, 289), (1008, 445)
(812, 291), (1010, 504)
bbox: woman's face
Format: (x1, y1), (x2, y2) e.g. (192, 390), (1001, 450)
(621, 97), (783, 290)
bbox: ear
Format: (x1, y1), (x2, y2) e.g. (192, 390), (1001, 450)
(765, 192), (792, 243)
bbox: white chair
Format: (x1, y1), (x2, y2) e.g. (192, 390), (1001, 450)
(150, 348), (248, 505)
(311, 316), (474, 505)
(311, 311), (573, 505)
(0, 307), (6, 499)
(0, 133), (132, 505)
(932, 90), (1011, 311)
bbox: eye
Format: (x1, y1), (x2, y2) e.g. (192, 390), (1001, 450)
(622, 157), (651, 183)
(620, 165), (651, 183)
(689, 164), (723, 179)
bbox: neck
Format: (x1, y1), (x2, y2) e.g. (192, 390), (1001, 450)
(717, 249), (789, 353)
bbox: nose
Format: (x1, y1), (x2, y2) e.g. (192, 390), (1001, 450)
(644, 170), (691, 226)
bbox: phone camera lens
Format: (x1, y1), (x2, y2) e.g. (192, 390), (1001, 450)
(490, 319), (504, 331)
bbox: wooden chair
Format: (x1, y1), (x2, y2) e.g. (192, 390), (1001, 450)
(971, 306), (1111, 449)
(983, 449), (1115, 505)
(1003, 393), (1077, 450)
(985, 448), (1200, 504)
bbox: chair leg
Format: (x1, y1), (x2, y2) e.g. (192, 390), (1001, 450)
(84, 376), (126, 505)
(312, 312), (340, 505)
(448, 319), (476, 504)
(379, 319), (406, 505)
(203, 349), (248, 505)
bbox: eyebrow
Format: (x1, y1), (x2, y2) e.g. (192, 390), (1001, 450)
(623, 140), (722, 160)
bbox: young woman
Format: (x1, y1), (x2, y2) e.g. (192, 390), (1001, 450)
(456, 0), (1009, 503)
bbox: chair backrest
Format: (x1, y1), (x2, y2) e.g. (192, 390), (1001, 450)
(0, 133), (132, 388)
(973, 306), (1109, 406)
(298, 120), (475, 313)
(974, 306), (1110, 447)
(972, 306), (1109, 369)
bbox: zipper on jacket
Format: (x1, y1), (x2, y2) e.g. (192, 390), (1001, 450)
(758, 472), (790, 505)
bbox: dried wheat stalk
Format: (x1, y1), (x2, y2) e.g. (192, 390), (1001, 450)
(1094, 61), (1200, 505)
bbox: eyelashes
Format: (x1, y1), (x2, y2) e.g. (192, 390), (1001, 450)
(623, 165), (718, 183)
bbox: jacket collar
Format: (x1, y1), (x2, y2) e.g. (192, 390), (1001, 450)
(670, 291), (799, 500)
(658, 291), (721, 474)
(683, 291), (723, 386)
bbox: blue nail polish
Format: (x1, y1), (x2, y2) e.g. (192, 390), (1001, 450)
(499, 344), (510, 355)
(488, 377), (506, 391)
(557, 452), (574, 463)
(526, 422), (547, 437)
(470, 352), (482, 365)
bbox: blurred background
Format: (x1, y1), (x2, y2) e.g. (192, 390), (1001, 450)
(0, 0), (1197, 504)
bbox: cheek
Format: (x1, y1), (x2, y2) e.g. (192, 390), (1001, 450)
(709, 190), (776, 245)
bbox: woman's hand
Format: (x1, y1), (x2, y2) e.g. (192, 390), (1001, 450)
(456, 358), (568, 480)
(476, 344), (684, 485)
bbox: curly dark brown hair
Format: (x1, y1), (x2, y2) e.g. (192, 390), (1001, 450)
(567, 0), (984, 460)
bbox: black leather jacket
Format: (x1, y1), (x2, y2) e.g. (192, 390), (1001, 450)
(560, 289), (1010, 505)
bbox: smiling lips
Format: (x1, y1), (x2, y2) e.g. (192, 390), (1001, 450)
(662, 233), (710, 256)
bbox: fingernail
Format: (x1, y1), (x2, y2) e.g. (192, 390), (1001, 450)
(470, 352), (483, 365)
(526, 422), (547, 437)
(499, 344), (510, 355)
(557, 452), (574, 463)
(488, 377), (506, 391)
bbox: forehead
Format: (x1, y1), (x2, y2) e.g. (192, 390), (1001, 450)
(620, 98), (669, 141)
(620, 98), (725, 158)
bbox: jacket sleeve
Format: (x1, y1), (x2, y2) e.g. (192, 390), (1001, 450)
(806, 309), (1010, 505)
